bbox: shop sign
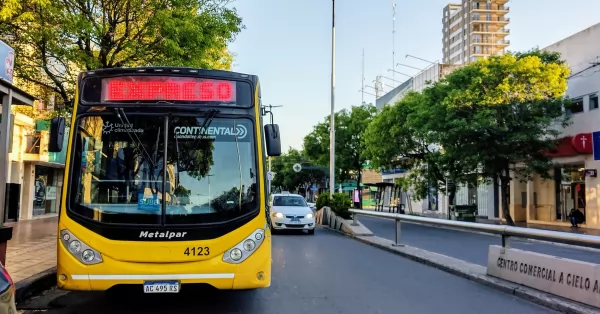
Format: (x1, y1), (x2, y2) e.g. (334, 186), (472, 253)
(593, 131), (600, 161)
(584, 169), (597, 177)
(0, 40), (14, 84)
(487, 245), (600, 308)
(572, 133), (593, 153)
(546, 133), (593, 157)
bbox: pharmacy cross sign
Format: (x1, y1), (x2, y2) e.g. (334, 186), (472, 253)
(292, 163), (302, 172)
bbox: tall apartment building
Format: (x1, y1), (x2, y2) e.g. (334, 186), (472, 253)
(442, 0), (510, 65)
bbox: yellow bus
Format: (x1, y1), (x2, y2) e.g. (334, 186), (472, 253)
(47, 67), (282, 293)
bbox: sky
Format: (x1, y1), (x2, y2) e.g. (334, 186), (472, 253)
(228, 0), (600, 151)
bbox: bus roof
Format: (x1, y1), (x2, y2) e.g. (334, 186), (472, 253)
(80, 67), (258, 82)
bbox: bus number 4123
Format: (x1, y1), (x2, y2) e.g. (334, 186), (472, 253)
(184, 247), (210, 256)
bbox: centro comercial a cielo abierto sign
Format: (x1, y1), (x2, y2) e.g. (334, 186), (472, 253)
(487, 245), (600, 308)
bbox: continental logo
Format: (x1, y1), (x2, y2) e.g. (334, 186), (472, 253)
(173, 125), (247, 140)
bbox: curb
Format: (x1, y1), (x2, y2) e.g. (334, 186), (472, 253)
(359, 216), (600, 253)
(319, 225), (599, 314)
(14, 267), (57, 304)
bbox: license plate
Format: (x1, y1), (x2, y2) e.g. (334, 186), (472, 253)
(290, 218), (301, 224)
(143, 281), (180, 293)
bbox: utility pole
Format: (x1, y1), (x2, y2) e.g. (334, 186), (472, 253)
(392, 2), (396, 86)
(263, 104), (282, 196)
(329, 0), (336, 196)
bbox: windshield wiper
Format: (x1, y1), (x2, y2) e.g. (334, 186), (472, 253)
(189, 109), (220, 152)
(200, 109), (220, 132)
(115, 108), (156, 169)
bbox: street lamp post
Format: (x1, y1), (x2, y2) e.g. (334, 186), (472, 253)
(329, 0), (336, 196)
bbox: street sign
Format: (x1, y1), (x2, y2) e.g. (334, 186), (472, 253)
(292, 163), (302, 172)
(593, 131), (600, 161)
(267, 171), (275, 181)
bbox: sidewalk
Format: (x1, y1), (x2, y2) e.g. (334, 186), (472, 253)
(5, 216), (57, 284)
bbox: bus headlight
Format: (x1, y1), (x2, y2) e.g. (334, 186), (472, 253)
(223, 228), (265, 264)
(243, 239), (256, 251)
(60, 229), (103, 265)
(230, 248), (242, 261)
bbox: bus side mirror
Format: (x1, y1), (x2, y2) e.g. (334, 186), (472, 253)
(264, 124), (281, 156)
(48, 117), (66, 152)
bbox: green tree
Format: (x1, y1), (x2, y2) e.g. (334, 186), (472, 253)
(303, 104), (376, 201)
(420, 49), (570, 225)
(0, 0), (243, 103)
(363, 92), (460, 202)
(271, 148), (327, 193)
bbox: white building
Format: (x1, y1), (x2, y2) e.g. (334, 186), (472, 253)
(503, 22), (600, 228)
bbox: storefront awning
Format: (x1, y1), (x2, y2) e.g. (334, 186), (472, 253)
(29, 160), (65, 169)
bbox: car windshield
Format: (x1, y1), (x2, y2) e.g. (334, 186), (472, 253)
(69, 113), (257, 225)
(273, 196), (307, 207)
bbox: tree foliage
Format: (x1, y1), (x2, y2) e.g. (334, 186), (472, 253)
(270, 148), (327, 193)
(0, 0), (243, 103)
(303, 103), (376, 204)
(425, 50), (570, 225)
(363, 49), (570, 225)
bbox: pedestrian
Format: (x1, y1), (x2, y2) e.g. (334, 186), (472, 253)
(568, 208), (584, 228)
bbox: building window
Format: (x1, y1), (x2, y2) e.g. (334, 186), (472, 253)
(590, 94), (598, 110)
(566, 98), (584, 114)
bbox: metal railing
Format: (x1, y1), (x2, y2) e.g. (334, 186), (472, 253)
(349, 209), (600, 250)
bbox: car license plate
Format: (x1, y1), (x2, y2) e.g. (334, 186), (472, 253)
(290, 218), (301, 224)
(143, 281), (180, 293)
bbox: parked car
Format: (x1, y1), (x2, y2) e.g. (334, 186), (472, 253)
(306, 202), (316, 211)
(269, 193), (315, 234)
(0, 261), (16, 314)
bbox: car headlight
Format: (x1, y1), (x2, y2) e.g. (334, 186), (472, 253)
(223, 228), (265, 264)
(273, 212), (284, 218)
(306, 213), (314, 219)
(60, 229), (103, 265)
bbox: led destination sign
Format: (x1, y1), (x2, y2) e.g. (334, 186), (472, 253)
(101, 76), (237, 102)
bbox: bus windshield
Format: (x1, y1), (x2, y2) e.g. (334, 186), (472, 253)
(69, 113), (257, 225)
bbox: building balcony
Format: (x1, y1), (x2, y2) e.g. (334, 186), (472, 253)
(470, 39), (510, 45)
(471, 27), (510, 33)
(471, 6), (509, 14)
(471, 17), (510, 23)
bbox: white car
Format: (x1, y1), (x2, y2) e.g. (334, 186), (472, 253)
(269, 193), (315, 234)
(306, 202), (316, 211)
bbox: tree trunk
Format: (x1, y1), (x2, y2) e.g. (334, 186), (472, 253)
(448, 179), (456, 220)
(500, 168), (515, 226)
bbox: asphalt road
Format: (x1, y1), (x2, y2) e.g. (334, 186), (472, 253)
(18, 229), (556, 314)
(358, 215), (600, 266)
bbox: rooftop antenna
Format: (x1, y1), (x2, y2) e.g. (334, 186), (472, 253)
(361, 48), (365, 104)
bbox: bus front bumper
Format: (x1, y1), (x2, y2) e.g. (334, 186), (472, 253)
(56, 237), (271, 291)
